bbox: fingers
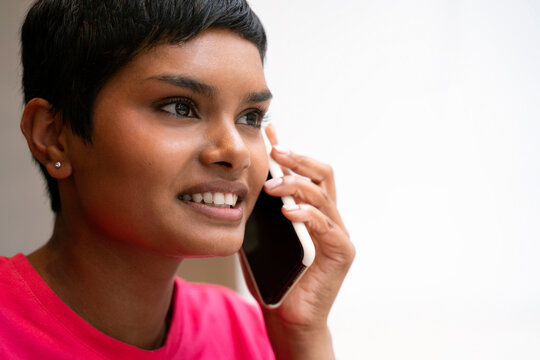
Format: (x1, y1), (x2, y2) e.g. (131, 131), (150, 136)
(282, 204), (355, 271)
(264, 124), (351, 261)
(265, 124), (292, 176)
(264, 175), (346, 231)
(265, 124), (279, 146)
(270, 146), (337, 201)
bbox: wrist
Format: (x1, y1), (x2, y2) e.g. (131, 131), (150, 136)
(263, 312), (334, 360)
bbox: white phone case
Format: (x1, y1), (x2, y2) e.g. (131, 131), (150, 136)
(265, 146), (316, 270)
(240, 132), (316, 308)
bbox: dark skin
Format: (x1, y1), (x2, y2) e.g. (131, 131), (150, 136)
(21, 28), (355, 358)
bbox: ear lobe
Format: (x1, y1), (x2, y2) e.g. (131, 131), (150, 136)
(20, 98), (72, 179)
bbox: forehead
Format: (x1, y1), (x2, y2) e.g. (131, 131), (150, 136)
(111, 28), (268, 92)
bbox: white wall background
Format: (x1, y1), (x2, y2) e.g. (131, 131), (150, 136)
(0, 0), (49, 256)
(2, 0), (540, 359)
(249, 0), (540, 359)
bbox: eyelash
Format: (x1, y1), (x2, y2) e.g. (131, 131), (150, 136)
(158, 97), (269, 129)
(238, 108), (269, 129)
(158, 97), (198, 118)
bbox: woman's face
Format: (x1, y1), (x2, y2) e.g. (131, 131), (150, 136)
(64, 28), (271, 257)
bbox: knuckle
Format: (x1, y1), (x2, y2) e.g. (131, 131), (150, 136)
(283, 175), (301, 196)
(293, 154), (309, 171)
(328, 224), (356, 264)
(295, 153), (308, 165)
(322, 163), (334, 179)
(333, 240), (356, 269)
(288, 162), (300, 173)
(284, 174), (299, 185)
(345, 241), (356, 264)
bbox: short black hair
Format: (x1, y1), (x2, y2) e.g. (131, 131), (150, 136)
(21, 0), (267, 213)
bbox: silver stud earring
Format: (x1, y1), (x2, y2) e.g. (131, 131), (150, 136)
(54, 161), (62, 169)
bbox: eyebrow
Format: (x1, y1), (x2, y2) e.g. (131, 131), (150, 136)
(148, 74), (216, 97)
(244, 90), (273, 104)
(147, 73), (272, 103)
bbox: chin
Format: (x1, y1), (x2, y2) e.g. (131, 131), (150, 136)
(170, 228), (246, 258)
(207, 234), (245, 257)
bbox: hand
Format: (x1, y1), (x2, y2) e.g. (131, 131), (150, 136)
(258, 124), (355, 359)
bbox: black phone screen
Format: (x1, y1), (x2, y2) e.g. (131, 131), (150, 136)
(242, 174), (306, 305)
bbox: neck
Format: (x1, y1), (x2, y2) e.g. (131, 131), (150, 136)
(28, 215), (183, 350)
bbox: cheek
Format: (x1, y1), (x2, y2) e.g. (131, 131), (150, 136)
(72, 113), (197, 214)
(249, 133), (269, 174)
(254, 146), (269, 184)
(245, 139), (269, 210)
(90, 109), (192, 178)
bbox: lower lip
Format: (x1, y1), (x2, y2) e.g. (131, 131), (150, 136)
(179, 200), (243, 222)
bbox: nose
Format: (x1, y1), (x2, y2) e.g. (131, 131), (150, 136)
(199, 118), (251, 173)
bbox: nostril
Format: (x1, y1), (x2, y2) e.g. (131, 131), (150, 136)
(215, 161), (232, 168)
(198, 130), (251, 171)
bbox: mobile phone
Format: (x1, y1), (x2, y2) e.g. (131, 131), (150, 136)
(240, 134), (315, 308)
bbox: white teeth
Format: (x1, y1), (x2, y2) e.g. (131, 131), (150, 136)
(182, 191), (239, 207)
(203, 192), (213, 204)
(214, 192), (225, 205)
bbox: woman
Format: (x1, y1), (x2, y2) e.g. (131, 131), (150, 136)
(0, 0), (354, 358)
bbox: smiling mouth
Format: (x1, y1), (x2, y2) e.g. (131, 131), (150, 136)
(178, 192), (240, 209)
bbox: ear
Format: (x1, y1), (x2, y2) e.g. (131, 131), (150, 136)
(20, 98), (72, 179)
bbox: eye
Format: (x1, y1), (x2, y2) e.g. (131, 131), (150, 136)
(237, 110), (265, 129)
(160, 98), (197, 118)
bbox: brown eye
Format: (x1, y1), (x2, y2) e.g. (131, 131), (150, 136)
(175, 103), (190, 117)
(160, 99), (196, 118)
(237, 111), (263, 128)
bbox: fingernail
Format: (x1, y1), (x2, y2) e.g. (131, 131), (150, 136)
(283, 204), (301, 211)
(273, 145), (290, 154)
(265, 177), (283, 189)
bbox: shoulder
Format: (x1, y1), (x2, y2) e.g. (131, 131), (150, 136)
(0, 254), (25, 288)
(0, 256), (13, 291)
(0, 255), (12, 269)
(0, 253), (42, 313)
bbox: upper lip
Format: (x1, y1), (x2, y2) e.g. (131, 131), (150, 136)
(179, 180), (248, 199)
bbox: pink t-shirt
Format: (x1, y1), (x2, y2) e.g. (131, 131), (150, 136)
(0, 254), (275, 360)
